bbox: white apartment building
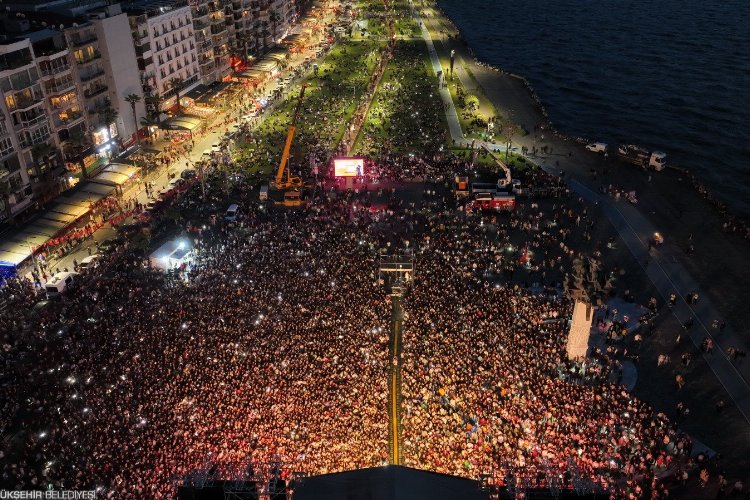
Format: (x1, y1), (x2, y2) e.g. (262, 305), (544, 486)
(126, 0), (200, 113)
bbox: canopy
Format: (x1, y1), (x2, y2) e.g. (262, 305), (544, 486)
(39, 211), (77, 225)
(49, 202), (89, 218)
(265, 49), (288, 62)
(79, 182), (116, 197)
(239, 69), (268, 80)
(61, 190), (105, 206)
(160, 115), (203, 132)
(254, 59), (279, 72)
(0, 248), (29, 266)
(183, 84), (211, 102)
(90, 171), (131, 187)
(25, 219), (67, 237)
(104, 162), (139, 179)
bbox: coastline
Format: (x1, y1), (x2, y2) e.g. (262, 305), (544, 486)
(430, 2), (750, 234)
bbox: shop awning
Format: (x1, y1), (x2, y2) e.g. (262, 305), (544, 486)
(239, 69), (269, 80)
(0, 248), (29, 266)
(183, 84), (211, 101)
(90, 171), (131, 187)
(265, 49), (289, 62)
(25, 219), (67, 237)
(60, 190), (105, 207)
(160, 115), (203, 132)
(79, 182), (117, 197)
(49, 202), (89, 218)
(39, 211), (77, 225)
(104, 162), (140, 179)
(7, 232), (49, 249)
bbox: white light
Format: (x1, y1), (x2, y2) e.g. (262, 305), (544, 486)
(178, 241), (186, 250)
(39, 432), (47, 439)
(182, 323), (188, 329)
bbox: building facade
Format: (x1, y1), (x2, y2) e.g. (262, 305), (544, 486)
(126, 0), (201, 115)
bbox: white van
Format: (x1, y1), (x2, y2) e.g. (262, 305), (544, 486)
(225, 203), (239, 221)
(259, 184), (269, 201)
(79, 254), (100, 271)
(585, 142), (608, 154)
(45, 271), (80, 299)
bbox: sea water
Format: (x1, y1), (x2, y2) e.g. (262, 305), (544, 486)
(438, 0), (750, 217)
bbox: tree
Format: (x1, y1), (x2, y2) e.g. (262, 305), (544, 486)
(66, 130), (92, 178)
(260, 22), (271, 53)
(144, 94), (163, 124)
(124, 93), (142, 144)
(0, 180), (12, 222)
(500, 121), (518, 161)
(252, 20), (263, 57)
(269, 10), (281, 43)
(168, 77), (185, 114)
(97, 104), (119, 134)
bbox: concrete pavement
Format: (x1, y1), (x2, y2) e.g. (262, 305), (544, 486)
(569, 178), (750, 423)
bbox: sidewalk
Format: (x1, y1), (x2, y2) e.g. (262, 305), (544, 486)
(568, 178), (750, 423)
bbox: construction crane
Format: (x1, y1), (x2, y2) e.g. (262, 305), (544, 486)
(274, 84), (307, 190)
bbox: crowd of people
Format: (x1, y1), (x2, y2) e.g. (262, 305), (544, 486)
(0, 148), (723, 499)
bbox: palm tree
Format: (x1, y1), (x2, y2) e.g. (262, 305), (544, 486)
(144, 94), (164, 124)
(124, 93), (142, 144)
(260, 21), (270, 53)
(168, 77), (185, 114)
(97, 105), (119, 138)
(0, 180), (13, 222)
(269, 10), (281, 43)
(66, 130), (92, 178)
(252, 20), (262, 57)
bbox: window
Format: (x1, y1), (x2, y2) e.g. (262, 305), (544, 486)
(0, 137), (13, 158)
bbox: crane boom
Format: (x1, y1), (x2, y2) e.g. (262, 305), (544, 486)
(275, 84), (307, 189)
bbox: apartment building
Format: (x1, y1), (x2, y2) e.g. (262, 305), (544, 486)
(0, 38), (40, 221)
(125, 0), (200, 114)
(0, 3), (145, 222)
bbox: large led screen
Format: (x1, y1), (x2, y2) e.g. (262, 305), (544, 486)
(334, 158), (364, 177)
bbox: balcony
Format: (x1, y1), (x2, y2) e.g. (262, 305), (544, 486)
(54, 111), (84, 128)
(13, 114), (47, 131)
(193, 7), (209, 18)
(76, 51), (102, 65)
(80, 68), (106, 82)
(71, 33), (98, 48)
(45, 77), (76, 95)
(20, 133), (51, 150)
(40, 64), (72, 77)
(7, 93), (44, 112)
(84, 85), (108, 98)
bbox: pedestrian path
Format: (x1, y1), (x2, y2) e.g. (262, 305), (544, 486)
(569, 178), (750, 424)
(412, 8), (463, 143)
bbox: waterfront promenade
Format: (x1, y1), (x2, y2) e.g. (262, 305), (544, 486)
(413, 0), (750, 464)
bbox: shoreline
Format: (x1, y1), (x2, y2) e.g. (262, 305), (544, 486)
(430, 1), (750, 234)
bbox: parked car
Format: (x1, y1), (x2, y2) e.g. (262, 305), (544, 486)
(585, 142), (608, 153)
(79, 254), (101, 271)
(181, 169), (196, 180)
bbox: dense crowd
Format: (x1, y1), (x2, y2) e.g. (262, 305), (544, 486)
(0, 150), (711, 499)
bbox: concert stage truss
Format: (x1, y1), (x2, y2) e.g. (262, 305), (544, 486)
(175, 454), (289, 500)
(378, 251), (415, 297)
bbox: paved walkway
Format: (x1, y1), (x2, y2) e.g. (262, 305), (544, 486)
(413, 0), (750, 425)
(412, 6), (463, 143)
(569, 178), (750, 423)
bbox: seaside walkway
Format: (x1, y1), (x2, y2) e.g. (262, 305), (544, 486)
(569, 179), (750, 423)
(412, 5), (464, 143)
(413, 0), (750, 425)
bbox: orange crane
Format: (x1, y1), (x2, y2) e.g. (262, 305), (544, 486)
(274, 84), (307, 190)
